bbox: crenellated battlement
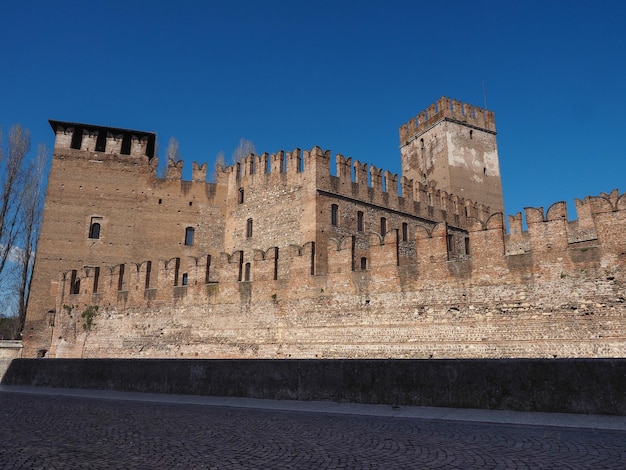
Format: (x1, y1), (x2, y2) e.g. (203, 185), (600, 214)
(399, 96), (496, 144)
(25, 100), (626, 360)
(49, 120), (156, 159)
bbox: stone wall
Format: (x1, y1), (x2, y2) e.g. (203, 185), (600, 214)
(3, 358), (625, 415)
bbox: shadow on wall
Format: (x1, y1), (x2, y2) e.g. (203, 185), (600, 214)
(2, 358), (625, 416)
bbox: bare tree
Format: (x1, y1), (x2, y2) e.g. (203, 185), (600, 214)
(0, 125), (48, 337)
(159, 137), (181, 178)
(0, 125), (30, 286)
(15, 143), (47, 332)
(231, 138), (256, 164)
(210, 150), (226, 182)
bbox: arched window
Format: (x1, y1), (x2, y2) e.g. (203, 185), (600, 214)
(246, 218), (253, 238)
(331, 204), (339, 226)
(238, 187), (244, 204)
(357, 211), (364, 231)
(185, 227), (195, 246)
(89, 217), (102, 239)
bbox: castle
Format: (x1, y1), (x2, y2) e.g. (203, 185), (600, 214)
(22, 97), (625, 359)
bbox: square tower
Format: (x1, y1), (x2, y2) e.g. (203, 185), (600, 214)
(399, 97), (504, 214)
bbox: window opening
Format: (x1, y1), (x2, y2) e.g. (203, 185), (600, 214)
(238, 188), (244, 204)
(331, 204), (339, 226)
(465, 237), (470, 255)
(120, 134), (131, 155)
(205, 255), (212, 284)
(158, 198), (163, 205)
(70, 128), (83, 149)
(357, 211), (364, 231)
(446, 234), (454, 255)
(173, 258), (180, 286)
(238, 251), (244, 281)
(244, 262), (251, 281)
(310, 242), (315, 275)
(246, 218), (253, 238)
(70, 270), (80, 294)
(93, 267), (100, 293)
(273, 247), (279, 281)
(89, 219), (101, 239)
(402, 222), (408, 242)
(95, 131), (106, 152)
(145, 261), (152, 289)
(118, 264), (125, 291)
(380, 217), (387, 236)
(360, 257), (367, 270)
(185, 227), (195, 246)
(182, 273), (188, 286)
(189, 201), (193, 206)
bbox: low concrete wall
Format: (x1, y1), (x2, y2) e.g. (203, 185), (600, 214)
(2, 358), (625, 415)
(0, 341), (22, 382)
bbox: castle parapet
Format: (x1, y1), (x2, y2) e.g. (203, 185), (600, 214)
(48, 120), (156, 159)
(399, 97), (496, 144)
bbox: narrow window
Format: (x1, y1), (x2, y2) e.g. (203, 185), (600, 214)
(118, 264), (125, 291)
(188, 201), (193, 206)
(173, 258), (180, 286)
(70, 270), (80, 294)
(205, 255), (212, 284)
(244, 262), (251, 281)
(357, 211), (364, 231)
(89, 217), (101, 239)
(465, 237), (470, 255)
(93, 267), (100, 293)
(469, 129), (473, 139)
(446, 234), (454, 255)
(273, 247), (279, 281)
(145, 261), (152, 289)
(95, 130), (106, 152)
(238, 188), (244, 204)
(360, 257), (367, 270)
(331, 204), (339, 226)
(158, 198), (162, 205)
(236, 162), (241, 179)
(120, 134), (131, 155)
(464, 206), (469, 217)
(182, 273), (188, 286)
(420, 138), (425, 150)
(380, 217), (387, 236)
(238, 251), (244, 281)
(246, 218), (253, 238)
(185, 227), (195, 246)
(402, 222), (408, 242)
(70, 128), (83, 149)
(310, 242), (315, 275)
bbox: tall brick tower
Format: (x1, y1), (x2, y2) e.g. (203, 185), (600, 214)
(399, 97), (504, 213)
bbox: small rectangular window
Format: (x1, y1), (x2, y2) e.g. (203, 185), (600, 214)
(331, 204), (339, 226)
(357, 211), (364, 231)
(185, 227), (195, 246)
(145, 261), (152, 289)
(402, 222), (408, 242)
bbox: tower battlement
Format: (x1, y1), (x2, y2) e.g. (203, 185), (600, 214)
(49, 120), (156, 159)
(399, 97), (496, 144)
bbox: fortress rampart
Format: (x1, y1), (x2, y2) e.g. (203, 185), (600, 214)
(49, 191), (626, 359)
(22, 98), (625, 359)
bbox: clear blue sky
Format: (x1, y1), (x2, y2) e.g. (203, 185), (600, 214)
(2, 0), (625, 220)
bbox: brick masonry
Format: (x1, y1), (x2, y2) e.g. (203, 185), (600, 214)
(21, 98), (626, 359)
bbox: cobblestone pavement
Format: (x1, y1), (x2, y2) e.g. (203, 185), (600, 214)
(1, 391), (625, 469)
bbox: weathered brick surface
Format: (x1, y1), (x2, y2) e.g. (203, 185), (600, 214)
(22, 100), (626, 359)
